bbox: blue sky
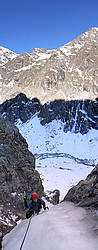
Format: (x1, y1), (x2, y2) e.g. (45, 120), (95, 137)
(0, 0), (98, 54)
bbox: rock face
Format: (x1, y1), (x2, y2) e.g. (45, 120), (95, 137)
(63, 166), (98, 208)
(38, 98), (98, 134)
(0, 115), (44, 235)
(0, 27), (98, 104)
(0, 93), (98, 135)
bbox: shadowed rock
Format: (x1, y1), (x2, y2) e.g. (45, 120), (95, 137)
(0, 115), (44, 236)
(0, 93), (98, 135)
(45, 189), (60, 205)
(63, 165), (98, 208)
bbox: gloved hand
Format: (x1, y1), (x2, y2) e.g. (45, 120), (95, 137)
(24, 196), (27, 200)
(44, 206), (49, 210)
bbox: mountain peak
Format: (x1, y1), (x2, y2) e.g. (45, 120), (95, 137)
(0, 46), (18, 66)
(89, 26), (98, 31)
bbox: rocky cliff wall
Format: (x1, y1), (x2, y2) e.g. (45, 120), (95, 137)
(0, 115), (44, 235)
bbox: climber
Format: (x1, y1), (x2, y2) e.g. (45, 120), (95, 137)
(24, 192), (47, 218)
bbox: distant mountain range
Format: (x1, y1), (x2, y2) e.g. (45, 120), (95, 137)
(0, 93), (98, 135)
(0, 27), (98, 104)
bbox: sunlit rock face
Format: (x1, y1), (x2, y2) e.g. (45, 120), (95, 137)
(0, 27), (98, 104)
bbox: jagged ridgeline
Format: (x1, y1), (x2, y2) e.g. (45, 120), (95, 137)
(0, 115), (44, 234)
(0, 93), (98, 135)
(0, 27), (98, 104)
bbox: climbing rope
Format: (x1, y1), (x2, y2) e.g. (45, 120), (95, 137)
(19, 207), (49, 249)
(19, 215), (34, 250)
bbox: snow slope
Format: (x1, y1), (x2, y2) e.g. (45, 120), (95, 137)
(16, 116), (98, 200)
(16, 116), (98, 163)
(2, 202), (98, 250)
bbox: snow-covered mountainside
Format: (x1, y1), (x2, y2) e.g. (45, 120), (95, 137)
(0, 93), (98, 134)
(0, 27), (98, 104)
(2, 202), (98, 250)
(16, 115), (98, 165)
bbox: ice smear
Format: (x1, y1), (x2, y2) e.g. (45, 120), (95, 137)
(2, 202), (98, 250)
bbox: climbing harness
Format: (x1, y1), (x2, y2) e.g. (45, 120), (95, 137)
(19, 215), (34, 250)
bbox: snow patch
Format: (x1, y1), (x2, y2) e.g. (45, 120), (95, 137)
(76, 68), (83, 78)
(38, 53), (51, 60)
(7, 79), (14, 87)
(11, 192), (17, 196)
(15, 63), (35, 72)
(60, 45), (72, 56)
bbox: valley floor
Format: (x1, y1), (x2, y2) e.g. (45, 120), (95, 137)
(36, 156), (93, 201)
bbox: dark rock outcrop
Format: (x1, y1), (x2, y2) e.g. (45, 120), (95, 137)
(38, 98), (98, 134)
(0, 115), (44, 236)
(0, 93), (41, 123)
(63, 166), (98, 208)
